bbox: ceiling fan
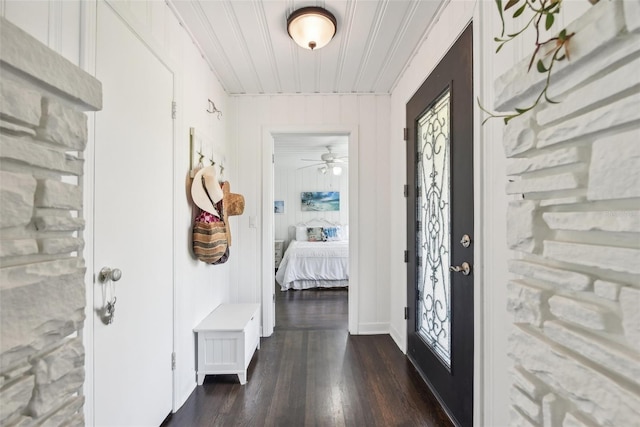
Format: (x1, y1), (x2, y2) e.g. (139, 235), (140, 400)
(298, 146), (348, 175)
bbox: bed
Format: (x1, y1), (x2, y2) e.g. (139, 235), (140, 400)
(275, 222), (349, 291)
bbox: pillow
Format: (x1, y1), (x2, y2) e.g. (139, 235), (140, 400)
(295, 226), (308, 241)
(307, 227), (324, 242)
(322, 226), (340, 241)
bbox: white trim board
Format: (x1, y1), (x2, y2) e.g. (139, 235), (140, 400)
(261, 124), (359, 336)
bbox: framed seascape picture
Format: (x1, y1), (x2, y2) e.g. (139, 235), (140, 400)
(274, 200), (285, 214)
(301, 192), (340, 212)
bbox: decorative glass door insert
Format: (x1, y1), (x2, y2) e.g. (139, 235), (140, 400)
(416, 88), (451, 369)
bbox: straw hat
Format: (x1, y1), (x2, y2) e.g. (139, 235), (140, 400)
(222, 182), (245, 217)
(220, 181), (245, 246)
(191, 166), (223, 216)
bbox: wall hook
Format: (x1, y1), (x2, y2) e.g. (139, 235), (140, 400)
(197, 151), (205, 164)
(207, 99), (222, 120)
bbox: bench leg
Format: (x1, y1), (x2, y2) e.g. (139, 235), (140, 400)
(238, 371), (247, 385)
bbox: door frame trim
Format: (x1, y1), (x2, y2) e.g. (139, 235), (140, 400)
(79, 1), (97, 424)
(472, 4), (512, 425)
(260, 124), (359, 336)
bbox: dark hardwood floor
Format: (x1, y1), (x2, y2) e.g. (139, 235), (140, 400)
(162, 287), (453, 427)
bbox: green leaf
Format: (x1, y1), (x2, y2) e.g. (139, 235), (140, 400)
(545, 13), (554, 30)
(559, 29), (567, 40)
(536, 59), (548, 73)
(513, 4), (526, 18)
(496, 43), (505, 53)
(515, 107), (532, 114)
(545, 94), (560, 104)
(496, 0), (506, 37)
(505, 0), (520, 10)
(556, 54), (566, 61)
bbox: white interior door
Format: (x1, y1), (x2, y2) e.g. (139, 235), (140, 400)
(93, 3), (174, 425)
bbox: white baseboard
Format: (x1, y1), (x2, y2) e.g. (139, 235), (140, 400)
(356, 322), (390, 335)
(389, 323), (406, 354)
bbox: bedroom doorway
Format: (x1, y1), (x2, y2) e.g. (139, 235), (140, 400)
(261, 126), (359, 337)
(273, 135), (349, 329)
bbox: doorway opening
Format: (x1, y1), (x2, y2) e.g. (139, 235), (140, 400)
(261, 126), (359, 337)
(273, 135), (349, 330)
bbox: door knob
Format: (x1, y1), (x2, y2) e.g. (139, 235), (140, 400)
(460, 234), (471, 248)
(450, 262), (471, 275)
(99, 267), (122, 283)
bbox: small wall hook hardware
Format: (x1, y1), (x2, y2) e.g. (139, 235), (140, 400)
(207, 99), (222, 120)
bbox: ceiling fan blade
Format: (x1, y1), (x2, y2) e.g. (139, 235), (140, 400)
(297, 163), (324, 170)
(301, 158), (321, 162)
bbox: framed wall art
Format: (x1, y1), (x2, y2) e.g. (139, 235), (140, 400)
(301, 192), (340, 212)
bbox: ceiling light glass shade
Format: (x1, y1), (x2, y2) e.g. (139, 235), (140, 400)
(287, 7), (337, 50)
(318, 166), (328, 174)
(332, 166), (342, 176)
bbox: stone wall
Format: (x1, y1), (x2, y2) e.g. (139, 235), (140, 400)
(0, 18), (101, 426)
(496, 0), (640, 426)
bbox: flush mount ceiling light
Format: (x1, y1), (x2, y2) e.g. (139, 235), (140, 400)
(287, 6), (337, 50)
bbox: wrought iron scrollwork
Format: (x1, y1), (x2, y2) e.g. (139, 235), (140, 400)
(416, 89), (452, 369)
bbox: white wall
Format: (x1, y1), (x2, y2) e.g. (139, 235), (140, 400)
(274, 153), (349, 249)
(1, 0), (236, 415)
(1, 0), (82, 66)
(230, 94), (390, 334)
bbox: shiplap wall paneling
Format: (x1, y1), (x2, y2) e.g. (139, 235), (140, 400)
(274, 155), (349, 250)
(231, 94), (390, 334)
(2, 0), (82, 65)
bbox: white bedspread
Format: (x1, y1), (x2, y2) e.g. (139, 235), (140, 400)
(276, 240), (349, 291)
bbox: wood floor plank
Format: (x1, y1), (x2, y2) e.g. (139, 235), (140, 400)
(162, 288), (453, 427)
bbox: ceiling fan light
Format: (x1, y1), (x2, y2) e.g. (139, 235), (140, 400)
(318, 166), (328, 174)
(332, 166), (342, 175)
(287, 7), (337, 50)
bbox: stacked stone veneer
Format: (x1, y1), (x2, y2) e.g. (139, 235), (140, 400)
(0, 19), (101, 426)
(495, 1), (640, 426)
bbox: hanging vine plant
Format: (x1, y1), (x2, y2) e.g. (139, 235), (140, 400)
(479, 0), (591, 125)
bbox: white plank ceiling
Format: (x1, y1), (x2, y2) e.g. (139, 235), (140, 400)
(171, 0), (446, 95)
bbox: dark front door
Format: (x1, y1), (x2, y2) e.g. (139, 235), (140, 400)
(406, 24), (474, 427)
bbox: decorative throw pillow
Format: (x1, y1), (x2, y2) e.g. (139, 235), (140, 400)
(307, 227), (324, 242)
(296, 226), (308, 241)
(322, 226), (340, 241)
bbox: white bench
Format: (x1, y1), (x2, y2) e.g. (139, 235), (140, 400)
(194, 303), (260, 385)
